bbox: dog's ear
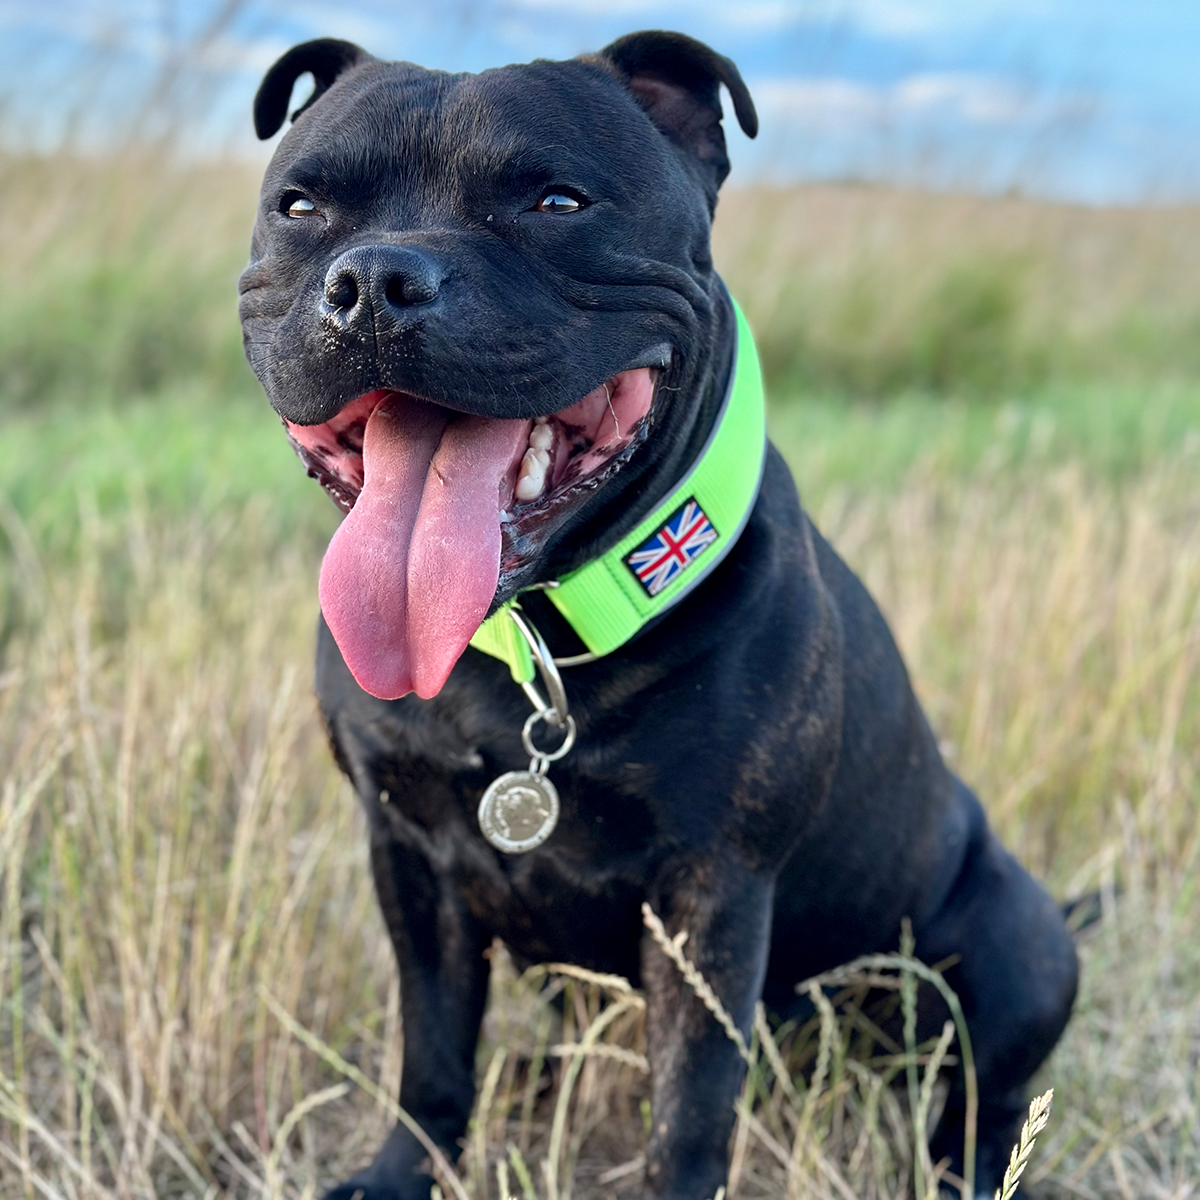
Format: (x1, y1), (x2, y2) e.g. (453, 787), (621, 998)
(254, 39), (375, 139)
(599, 31), (757, 188)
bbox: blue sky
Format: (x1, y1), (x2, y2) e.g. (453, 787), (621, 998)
(2, 0), (1197, 202)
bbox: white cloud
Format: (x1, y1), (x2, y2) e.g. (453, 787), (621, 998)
(266, 1), (418, 56)
(852, 0), (1054, 37)
(753, 78), (877, 123)
(753, 71), (1035, 129)
(503, 0), (661, 13)
(851, 1), (942, 35)
(197, 34), (295, 75)
(501, 0), (805, 32)
(895, 73), (1033, 122)
(727, 2), (805, 31)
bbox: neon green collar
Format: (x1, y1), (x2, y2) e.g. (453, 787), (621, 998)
(469, 295), (766, 683)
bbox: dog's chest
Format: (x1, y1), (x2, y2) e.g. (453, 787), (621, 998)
(369, 762), (657, 974)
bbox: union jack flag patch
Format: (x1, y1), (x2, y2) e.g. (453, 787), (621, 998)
(624, 498), (719, 597)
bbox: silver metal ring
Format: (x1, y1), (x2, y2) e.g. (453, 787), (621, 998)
(508, 606), (569, 725)
(522, 711), (577, 763)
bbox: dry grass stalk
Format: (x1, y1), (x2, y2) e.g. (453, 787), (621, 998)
(540, 964), (642, 999)
(798, 950), (980, 1197)
(994, 1090), (1054, 1200)
(755, 1003), (801, 1108)
(545, 994), (643, 1200)
(916, 1022), (956, 1199)
(259, 988), (470, 1200)
(640, 902), (752, 1064)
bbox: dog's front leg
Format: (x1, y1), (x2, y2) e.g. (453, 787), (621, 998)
(323, 827), (491, 1200)
(641, 864), (774, 1200)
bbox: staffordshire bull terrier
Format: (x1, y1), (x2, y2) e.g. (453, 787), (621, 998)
(239, 31), (1078, 1200)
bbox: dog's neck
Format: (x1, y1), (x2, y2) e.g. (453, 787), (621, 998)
(472, 290), (766, 669)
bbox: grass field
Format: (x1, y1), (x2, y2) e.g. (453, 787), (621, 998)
(1, 153), (1198, 1199)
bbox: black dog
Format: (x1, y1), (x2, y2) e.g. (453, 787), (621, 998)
(239, 31), (1078, 1200)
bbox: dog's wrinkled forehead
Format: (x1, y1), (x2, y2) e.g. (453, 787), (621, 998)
(254, 33), (756, 216)
(264, 62), (669, 215)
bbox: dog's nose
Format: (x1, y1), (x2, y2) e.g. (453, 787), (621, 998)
(322, 245), (442, 331)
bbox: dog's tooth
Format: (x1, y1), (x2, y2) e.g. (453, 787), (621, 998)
(531, 447), (550, 469)
(515, 449), (546, 501)
(515, 474), (543, 501)
(529, 423), (553, 452)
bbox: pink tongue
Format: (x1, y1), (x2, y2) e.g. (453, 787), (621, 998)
(318, 395), (528, 700)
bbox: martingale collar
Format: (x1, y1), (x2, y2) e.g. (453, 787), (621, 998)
(470, 294), (767, 683)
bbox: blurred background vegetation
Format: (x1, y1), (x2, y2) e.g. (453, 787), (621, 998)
(5, 147), (1200, 533)
(5, 149), (1200, 413)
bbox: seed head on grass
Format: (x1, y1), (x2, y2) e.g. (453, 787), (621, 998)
(994, 1090), (1053, 1200)
(641, 902), (752, 1064)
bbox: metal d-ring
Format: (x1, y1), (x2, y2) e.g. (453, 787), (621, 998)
(513, 582), (600, 668)
(507, 605), (569, 725)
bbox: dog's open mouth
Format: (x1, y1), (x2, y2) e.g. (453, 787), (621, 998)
(284, 369), (657, 701)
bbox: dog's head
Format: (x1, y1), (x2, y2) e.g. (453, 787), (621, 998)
(239, 32), (756, 701)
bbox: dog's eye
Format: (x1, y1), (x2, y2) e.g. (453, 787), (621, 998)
(284, 195), (318, 218)
(535, 191), (585, 214)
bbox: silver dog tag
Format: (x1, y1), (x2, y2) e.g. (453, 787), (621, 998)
(478, 770), (560, 854)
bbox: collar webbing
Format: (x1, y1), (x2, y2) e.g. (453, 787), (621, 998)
(469, 296), (767, 683)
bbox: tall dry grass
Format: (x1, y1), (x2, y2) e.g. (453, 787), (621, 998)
(2, 449), (1197, 1198)
(714, 186), (1200, 395)
(0, 152), (261, 410)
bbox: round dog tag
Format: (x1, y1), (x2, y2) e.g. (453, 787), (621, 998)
(477, 771), (560, 854)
